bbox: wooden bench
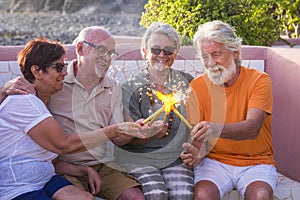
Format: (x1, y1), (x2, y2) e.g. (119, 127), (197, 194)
(1, 45), (300, 200)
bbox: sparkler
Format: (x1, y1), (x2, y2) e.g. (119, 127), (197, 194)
(140, 90), (192, 129)
(139, 107), (165, 126)
(173, 108), (193, 129)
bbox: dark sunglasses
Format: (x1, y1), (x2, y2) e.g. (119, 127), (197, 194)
(150, 47), (176, 56)
(44, 62), (68, 72)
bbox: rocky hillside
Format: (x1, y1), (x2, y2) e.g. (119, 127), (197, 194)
(0, 0), (148, 45)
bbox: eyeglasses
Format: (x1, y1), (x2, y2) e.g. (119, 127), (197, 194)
(83, 40), (119, 60)
(150, 46), (176, 56)
(44, 62), (68, 73)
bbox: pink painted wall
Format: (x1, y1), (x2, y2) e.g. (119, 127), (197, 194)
(236, 46), (300, 182)
(0, 45), (76, 62)
(232, 46), (300, 182)
(265, 48), (300, 182)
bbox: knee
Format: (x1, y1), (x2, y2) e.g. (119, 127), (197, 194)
(119, 187), (145, 200)
(52, 185), (94, 200)
(194, 190), (211, 200)
(194, 181), (220, 200)
(85, 192), (95, 200)
(246, 187), (273, 200)
(244, 182), (273, 200)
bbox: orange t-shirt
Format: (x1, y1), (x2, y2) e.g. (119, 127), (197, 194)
(187, 66), (276, 167)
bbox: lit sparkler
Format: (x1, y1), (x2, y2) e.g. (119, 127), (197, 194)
(140, 91), (192, 129)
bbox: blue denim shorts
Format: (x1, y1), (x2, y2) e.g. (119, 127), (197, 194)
(12, 175), (73, 200)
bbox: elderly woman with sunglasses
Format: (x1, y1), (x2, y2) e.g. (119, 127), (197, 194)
(0, 38), (142, 200)
(115, 22), (195, 200)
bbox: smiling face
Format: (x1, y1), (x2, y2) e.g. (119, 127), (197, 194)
(92, 37), (116, 78)
(144, 33), (177, 72)
(34, 57), (68, 97)
(76, 27), (116, 80)
(17, 38), (67, 100)
(201, 40), (239, 86)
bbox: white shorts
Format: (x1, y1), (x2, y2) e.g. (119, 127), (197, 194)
(194, 157), (278, 198)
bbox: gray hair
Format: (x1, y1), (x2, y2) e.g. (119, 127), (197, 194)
(141, 22), (180, 59)
(193, 20), (243, 66)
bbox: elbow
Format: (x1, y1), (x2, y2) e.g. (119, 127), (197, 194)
(246, 109), (266, 140)
(52, 138), (84, 154)
(52, 145), (72, 155)
(248, 121), (262, 140)
(249, 129), (260, 140)
(58, 146), (75, 154)
(59, 143), (85, 154)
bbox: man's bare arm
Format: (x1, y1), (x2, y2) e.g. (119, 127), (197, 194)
(0, 77), (35, 104)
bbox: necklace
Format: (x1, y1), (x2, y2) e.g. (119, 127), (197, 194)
(166, 109), (174, 135)
(140, 68), (174, 135)
(146, 83), (155, 106)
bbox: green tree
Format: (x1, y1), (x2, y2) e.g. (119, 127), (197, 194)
(277, 0), (300, 38)
(140, 0), (282, 46)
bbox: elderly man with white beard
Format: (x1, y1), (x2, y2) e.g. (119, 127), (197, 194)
(180, 20), (278, 200)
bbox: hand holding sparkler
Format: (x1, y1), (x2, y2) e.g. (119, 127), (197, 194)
(180, 122), (210, 168)
(180, 140), (202, 168)
(137, 119), (166, 138)
(190, 122), (210, 142)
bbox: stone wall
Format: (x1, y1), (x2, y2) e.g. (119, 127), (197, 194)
(0, 0), (148, 14)
(0, 0), (148, 45)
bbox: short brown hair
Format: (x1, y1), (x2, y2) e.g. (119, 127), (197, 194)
(18, 38), (66, 82)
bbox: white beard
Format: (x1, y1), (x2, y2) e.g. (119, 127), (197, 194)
(95, 65), (108, 78)
(205, 58), (236, 85)
(95, 59), (109, 78)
